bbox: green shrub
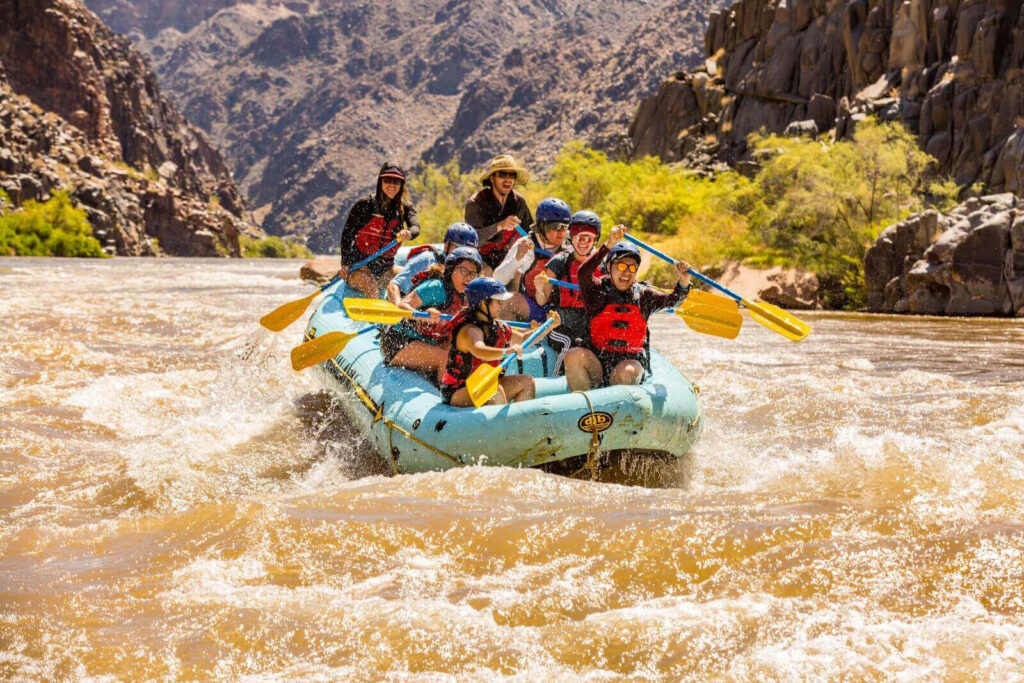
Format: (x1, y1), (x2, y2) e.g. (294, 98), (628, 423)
(240, 234), (313, 259)
(407, 119), (944, 310)
(0, 190), (106, 257)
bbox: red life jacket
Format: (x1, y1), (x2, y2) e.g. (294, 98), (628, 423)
(589, 282), (647, 354)
(520, 234), (555, 301)
(478, 228), (517, 264)
(440, 311), (513, 392)
(399, 273), (464, 343)
(553, 255), (602, 309)
(354, 214), (402, 257)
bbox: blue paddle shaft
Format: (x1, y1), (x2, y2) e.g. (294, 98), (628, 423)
(500, 317), (555, 370)
(546, 276), (579, 291)
(514, 224), (552, 258)
(318, 274), (341, 292)
(351, 239), (400, 272)
(622, 233), (743, 303)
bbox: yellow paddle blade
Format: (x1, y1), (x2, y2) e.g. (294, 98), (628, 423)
(260, 290), (318, 332)
(290, 331), (355, 371)
(676, 295), (742, 340)
(741, 298), (812, 341)
(466, 363), (504, 408)
(343, 298), (414, 325)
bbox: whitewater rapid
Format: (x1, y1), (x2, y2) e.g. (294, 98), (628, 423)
(1, 258), (1022, 679)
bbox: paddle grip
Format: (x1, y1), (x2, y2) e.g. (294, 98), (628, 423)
(351, 239), (400, 272)
(622, 232), (744, 303)
(500, 318), (555, 370)
(514, 224), (552, 258)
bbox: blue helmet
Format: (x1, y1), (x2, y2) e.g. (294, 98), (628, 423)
(443, 222), (478, 249)
(604, 242), (641, 268)
(569, 210), (601, 237)
(465, 277), (513, 309)
(534, 197), (572, 224)
(444, 246), (482, 269)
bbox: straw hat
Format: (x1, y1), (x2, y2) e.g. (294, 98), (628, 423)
(479, 154), (529, 185)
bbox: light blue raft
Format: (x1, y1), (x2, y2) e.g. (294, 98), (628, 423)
(304, 279), (703, 474)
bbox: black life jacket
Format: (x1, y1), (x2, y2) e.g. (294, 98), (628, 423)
(440, 310), (513, 392)
(551, 254), (601, 309)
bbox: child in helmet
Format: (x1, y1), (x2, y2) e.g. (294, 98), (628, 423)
(533, 210), (602, 375)
(492, 197), (572, 321)
(440, 277), (560, 407)
(379, 248), (483, 379)
(563, 226), (692, 391)
(386, 222), (479, 305)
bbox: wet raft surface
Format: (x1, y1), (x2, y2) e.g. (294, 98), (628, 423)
(2, 258), (1024, 678)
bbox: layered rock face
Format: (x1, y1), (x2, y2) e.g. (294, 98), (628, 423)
(629, 0), (1024, 195)
(80, 0), (724, 250)
(865, 193), (1024, 315)
(0, 0), (253, 256)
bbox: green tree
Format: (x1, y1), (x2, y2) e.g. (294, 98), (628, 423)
(747, 118), (935, 307)
(240, 234), (313, 259)
(406, 160), (479, 243)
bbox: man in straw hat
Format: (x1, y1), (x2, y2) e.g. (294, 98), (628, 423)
(464, 154), (534, 274)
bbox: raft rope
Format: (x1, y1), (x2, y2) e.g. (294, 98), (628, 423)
(324, 347), (461, 470)
(569, 390), (603, 481)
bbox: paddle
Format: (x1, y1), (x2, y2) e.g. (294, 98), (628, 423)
(290, 327), (376, 371)
(622, 233), (811, 342)
(343, 298), (530, 328)
(290, 301), (532, 372)
(514, 224), (553, 258)
(542, 276), (742, 340)
(259, 239), (401, 332)
(466, 317), (556, 407)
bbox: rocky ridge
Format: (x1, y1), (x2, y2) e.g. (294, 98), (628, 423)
(865, 193), (1024, 315)
(81, 0), (724, 251)
(628, 0), (1024, 196)
(0, 0), (254, 256)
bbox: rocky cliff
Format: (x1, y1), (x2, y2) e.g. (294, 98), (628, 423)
(628, 0), (1024, 196)
(80, 0), (724, 251)
(0, 0), (254, 256)
(865, 193), (1024, 315)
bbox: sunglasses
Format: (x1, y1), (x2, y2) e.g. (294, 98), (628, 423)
(614, 262), (638, 273)
(494, 171), (517, 179)
(573, 233), (596, 242)
(381, 178), (403, 186)
(455, 266), (480, 278)
(548, 223), (569, 233)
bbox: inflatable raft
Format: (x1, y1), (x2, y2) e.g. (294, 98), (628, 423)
(304, 279), (703, 474)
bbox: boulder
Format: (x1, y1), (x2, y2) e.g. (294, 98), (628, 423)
(300, 257), (342, 284)
(712, 261), (822, 309)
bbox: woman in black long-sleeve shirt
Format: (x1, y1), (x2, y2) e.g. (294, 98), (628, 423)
(563, 226), (692, 391)
(339, 162), (420, 298)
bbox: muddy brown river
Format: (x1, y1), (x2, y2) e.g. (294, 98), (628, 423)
(2, 258), (1023, 679)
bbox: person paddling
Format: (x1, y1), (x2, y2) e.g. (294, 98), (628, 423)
(339, 162), (420, 298)
(533, 210), (602, 375)
(464, 154), (533, 274)
(386, 222), (478, 304)
(440, 277), (559, 407)
(379, 248), (482, 379)
(492, 197), (571, 322)
(563, 226), (692, 391)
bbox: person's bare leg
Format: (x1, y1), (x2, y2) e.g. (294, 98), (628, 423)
(388, 342), (448, 375)
(608, 359), (644, 386)
(564, 347), (601, 391)
(500, 374), (535, 402)
(347, 269), (381, 298)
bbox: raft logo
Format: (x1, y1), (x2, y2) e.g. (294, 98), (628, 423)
(578, 412), (613, 433)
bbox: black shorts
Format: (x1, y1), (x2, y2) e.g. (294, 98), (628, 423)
(592, 348), (648, 386)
